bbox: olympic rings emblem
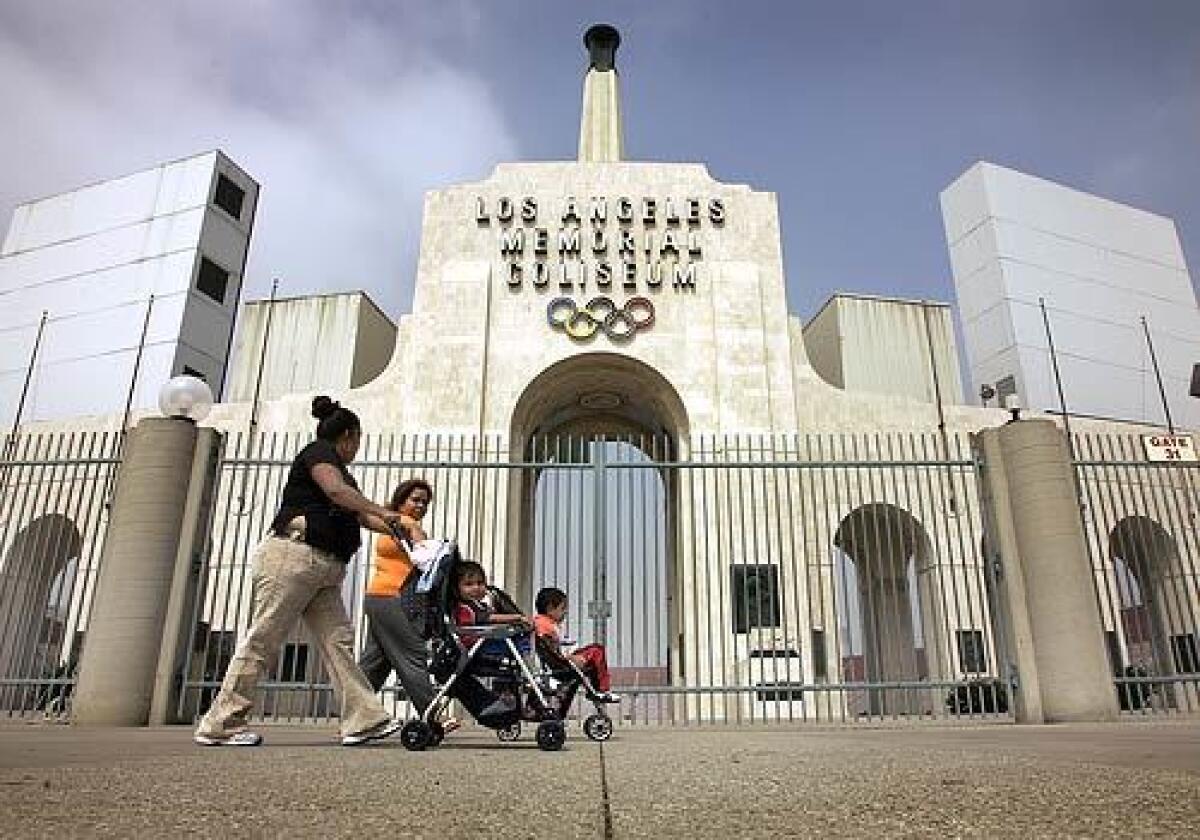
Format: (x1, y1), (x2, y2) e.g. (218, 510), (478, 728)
(546, 296), (655, 341)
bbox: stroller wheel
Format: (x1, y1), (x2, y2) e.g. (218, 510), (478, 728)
(496, 722), (522, 742)
(400, 720), (433, 751)
(428, 721), (445, 747)
(583, 714), (613, 742)
(535, 721), (566, 752)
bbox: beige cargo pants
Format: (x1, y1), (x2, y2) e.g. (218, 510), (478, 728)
(194, 528), (389, 739)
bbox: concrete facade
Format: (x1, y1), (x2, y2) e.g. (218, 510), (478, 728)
(224, 292), (396, 403)
(941, 162), (1200, 430)
(0, 151), (258, 426)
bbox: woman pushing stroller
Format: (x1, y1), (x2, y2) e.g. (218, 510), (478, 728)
(195, 397), (406, 747)
(358, 478), (458, 733)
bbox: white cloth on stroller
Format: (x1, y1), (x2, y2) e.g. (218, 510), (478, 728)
(412, 539), (457, 593)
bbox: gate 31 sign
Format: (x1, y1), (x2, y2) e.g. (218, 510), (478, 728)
(1141, 435), (1197, 462)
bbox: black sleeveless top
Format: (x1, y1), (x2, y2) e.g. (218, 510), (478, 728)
(269, 439), (362, 561)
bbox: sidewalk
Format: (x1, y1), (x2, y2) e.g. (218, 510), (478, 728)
(1, 721), (1197, 837)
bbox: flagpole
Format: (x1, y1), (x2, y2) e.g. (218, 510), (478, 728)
(1140, 316), (1175, 434)
(1038, 297), (1073, 450)
(0, 309), (49, 508)
(106, 295), (155, 509)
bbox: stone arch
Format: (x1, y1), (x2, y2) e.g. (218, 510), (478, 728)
(0, 514), (83, 708)
(834, 503), (939, 715)
(1108, 516), (1192, 680)
(508, 351), (690, 448)
(505, 352), (690, 687)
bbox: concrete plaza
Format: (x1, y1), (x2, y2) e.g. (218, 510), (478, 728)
(0, 721), (1197, 838)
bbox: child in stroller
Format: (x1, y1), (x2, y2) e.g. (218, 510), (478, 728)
(397, 547), (614, 751)
(533, 587), (620, 704)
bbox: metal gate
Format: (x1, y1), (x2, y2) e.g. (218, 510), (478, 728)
(0, 431), (123, 717)
(179, 430), (1011, 725)
(1073, 433), (1200, 715)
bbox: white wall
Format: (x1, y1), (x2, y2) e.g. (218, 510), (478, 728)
(0, 151), (257, 425)
(351, 296), (398, 388)
(942, 162), (1200, 430)
(802, 300), (844, 389)
(224, 292), (396, 404)
(803, 295), (964, 405)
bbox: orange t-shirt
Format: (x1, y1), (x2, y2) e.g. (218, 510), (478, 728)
(365, 534), (413, 597)
(533, 614), (560, 641)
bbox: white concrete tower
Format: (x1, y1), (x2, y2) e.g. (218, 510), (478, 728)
(578, 24), (624, 163)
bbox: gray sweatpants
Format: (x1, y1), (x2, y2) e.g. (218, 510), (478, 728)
(358, 581), (436, 714)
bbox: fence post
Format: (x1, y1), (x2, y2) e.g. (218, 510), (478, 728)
(976, 418), (1117, 722)
(72, 417), (220, 726)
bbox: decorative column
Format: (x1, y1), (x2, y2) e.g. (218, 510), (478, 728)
(579, 24), (624, 163)
(976, 418), (1118, 722)
(72, 417), (219, 725)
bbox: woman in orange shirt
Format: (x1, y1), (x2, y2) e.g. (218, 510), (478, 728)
(358, 478), (439, 718)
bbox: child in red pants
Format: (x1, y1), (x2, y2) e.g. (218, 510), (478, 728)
(533, 587), (620, 703)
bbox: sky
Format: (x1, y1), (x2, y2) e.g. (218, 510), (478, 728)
(1, 0), (1197, 324)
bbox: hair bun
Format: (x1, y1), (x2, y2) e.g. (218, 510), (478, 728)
(311, 395), (339, 420)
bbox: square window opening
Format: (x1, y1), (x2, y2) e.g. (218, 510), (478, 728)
(730, 564), (781, 635)
(1171, 633), (1198, 674)
(279, 642), (310, 683)
(811, 629), (828, 682)
(196, 256), (230, 305)
(956, 629), (987, 674)
(213, 173), (245, 220)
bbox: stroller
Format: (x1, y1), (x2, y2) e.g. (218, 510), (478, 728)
(395, 538), (614, 752)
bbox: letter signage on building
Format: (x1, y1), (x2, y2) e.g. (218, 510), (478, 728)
(474, 194), (723, 294)
(475, 193), (727, 341)
(1141, 434), (1197, 462)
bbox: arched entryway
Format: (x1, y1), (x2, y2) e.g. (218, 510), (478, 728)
(506, 353), (689, 692)
(0, 514), (83, 709)
(1108, 516), (1195, 707)
(834, 503), (938, 715)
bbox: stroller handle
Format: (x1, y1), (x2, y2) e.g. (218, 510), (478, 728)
(459, 623), (531, 640)
(385, 520), (415, 554)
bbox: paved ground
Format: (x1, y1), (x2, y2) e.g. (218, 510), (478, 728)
(0, 720), (1197, 838)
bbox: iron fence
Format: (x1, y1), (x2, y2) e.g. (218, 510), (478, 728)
(1073, 433), (1200, 716)
(180, 430), (1011, 726)
(0, 431), (123, 717)
(8, 425), (1192, 726)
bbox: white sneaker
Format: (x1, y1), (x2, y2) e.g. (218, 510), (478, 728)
(194, 731), (263, 747)
(341, 718), (401, 746)
(595, 691), (622, 704)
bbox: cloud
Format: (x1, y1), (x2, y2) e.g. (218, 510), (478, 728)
(0, 0), (519, 317)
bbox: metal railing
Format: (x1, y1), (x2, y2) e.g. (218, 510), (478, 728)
(0, 431), (122, 717)
(1073, 433), (1200, 716)
(180, 430), (1010, 725)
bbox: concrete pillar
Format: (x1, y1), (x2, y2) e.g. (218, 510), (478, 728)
(72, 418), (220, 726)
(976, 419), (1118, 722)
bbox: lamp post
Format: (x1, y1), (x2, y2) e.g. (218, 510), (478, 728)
(1004, 394), (1023, 424)
(73, 375), (218, 725)
(158, 374), (215, 424)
